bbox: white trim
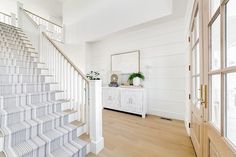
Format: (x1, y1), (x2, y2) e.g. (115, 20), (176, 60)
(90, 137), (104, 155)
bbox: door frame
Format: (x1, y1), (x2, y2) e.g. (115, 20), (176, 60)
(189, 0), (206, 156)
(204, 0), (236, 156)
(189, 0), (236, 156)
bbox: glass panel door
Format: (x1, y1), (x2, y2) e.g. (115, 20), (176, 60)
(209, 14), (221, 131)
(225, 0), (236, 147)
(207, 0), (236, 156)
(190, 2), (204, 157)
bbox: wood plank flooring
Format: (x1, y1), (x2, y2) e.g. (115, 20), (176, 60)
(87, 109), (196, 157)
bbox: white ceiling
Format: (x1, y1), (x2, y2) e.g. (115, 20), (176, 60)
(63, 0), (189, 42)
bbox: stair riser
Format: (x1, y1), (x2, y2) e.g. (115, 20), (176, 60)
(1, 92), (58, 108)
(11, 129), (29, 146)
(0, 58), (38, 67)
(0, 75), (49, 84)
(50, 138), (61, 153)
(0, 66), (43, 75)
(0, 54), (36, 62)
(0, 48), (35, 55)
(0, 83), (58, 96)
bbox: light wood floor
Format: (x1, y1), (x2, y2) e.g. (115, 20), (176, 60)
(87, 109), (196, 157)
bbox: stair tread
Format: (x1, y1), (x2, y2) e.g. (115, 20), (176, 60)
(13, 139), (37, 156)
(44, 129), (62, 140)
(3, 106), (22, 114)
(51, 146), (72, 157)
(0, 151), (6, 157)
(63, 109), (77, 114)
(7, 122), (30, 133)
(70, 120), (84, 127)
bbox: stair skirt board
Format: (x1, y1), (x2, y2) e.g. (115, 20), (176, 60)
(0, 22), (88, 157)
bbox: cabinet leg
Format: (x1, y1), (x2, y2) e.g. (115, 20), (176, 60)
(142, 114), (146, 118)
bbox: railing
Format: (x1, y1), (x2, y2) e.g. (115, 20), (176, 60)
(0, 12), (11, 25)
(20, 8), (40, 53)
(24, 9), (63, 42)
(18, 5), (90, 128)
(41, 32), (90, 126)
(0, 12), (17, 26)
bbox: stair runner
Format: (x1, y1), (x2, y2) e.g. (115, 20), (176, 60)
(0, 22), (88, 157)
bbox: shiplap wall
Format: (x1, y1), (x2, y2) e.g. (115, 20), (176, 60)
(87, 18), (188, 120)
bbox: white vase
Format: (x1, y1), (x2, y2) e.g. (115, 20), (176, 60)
(133, 77), (141, 86)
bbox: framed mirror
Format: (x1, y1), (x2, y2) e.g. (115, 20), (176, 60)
(111, 50), (140, 74)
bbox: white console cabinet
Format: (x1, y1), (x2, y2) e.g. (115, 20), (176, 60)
(102, 87), (147, 118)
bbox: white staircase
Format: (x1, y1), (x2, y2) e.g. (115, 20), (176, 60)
(0, 22), (88, 157)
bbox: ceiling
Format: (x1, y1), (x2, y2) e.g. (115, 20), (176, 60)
(63, 0), (189, 42)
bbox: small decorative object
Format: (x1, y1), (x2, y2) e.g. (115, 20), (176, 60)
(86, 71), (100, 80)
(128, 72), (145, 86)
(109, 74), (119, 87)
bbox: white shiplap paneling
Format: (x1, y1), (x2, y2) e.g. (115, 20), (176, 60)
(87, 18), (188, 120)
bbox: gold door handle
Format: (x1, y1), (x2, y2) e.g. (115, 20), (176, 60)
(200, 84), (208, 108)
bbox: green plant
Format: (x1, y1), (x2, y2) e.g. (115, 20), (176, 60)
(128, 72), (145, 81)
(86, 71), (100, 80)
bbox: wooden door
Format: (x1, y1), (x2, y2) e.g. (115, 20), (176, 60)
(205, 0), (236, 156)
(189, 1), (205, 156)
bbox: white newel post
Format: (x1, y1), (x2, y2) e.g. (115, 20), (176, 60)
(17, 2), (23, 28)
(10, 13), (16, 26)
(89, 80), (104, 155)
(62, 24), (66, 43)
(39, 24), (46, 62)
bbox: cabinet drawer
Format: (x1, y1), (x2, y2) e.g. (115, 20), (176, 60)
(121, 89), (143, 113)
(102, 88), (120, 109)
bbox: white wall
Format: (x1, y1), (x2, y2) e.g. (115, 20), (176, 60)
(0, 0), (62, 25)
(54, 41), (87, 73)
(87, 18), (188, 120)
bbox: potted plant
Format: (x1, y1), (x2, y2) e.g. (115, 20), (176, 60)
(86, 71), (101, 80)
(128, 72), (145, 86)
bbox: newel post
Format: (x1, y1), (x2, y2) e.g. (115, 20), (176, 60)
(10, 13), (16, 26)
(17, 2), (23, 28)
(89, 80), (104, 155)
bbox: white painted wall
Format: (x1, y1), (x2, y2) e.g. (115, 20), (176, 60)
(54, 40), (87, 73)
(87, 18), (188, 120)
(0, 0), (62, 25)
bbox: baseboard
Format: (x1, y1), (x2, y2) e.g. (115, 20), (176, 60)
(0, 131), (3, 153)
(148, 110), (184, 121)
(90, 137), (104, 155)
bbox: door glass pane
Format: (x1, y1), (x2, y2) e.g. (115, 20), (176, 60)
(191, 28), (195, 47)
(196, 43), (200, 75)
(226, 0), (236, 67)
(196, 76), (201, 108)
(192, 77), (196, 104)
(211, 16), (221, 70)
(211, 75), (221, 130)
(192, 49), (196, 75)
(210, 0), (221, 17)
(196, 11), (199, 40)
(226, 73), (236, 146)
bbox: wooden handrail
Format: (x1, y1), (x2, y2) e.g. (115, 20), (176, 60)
(24, 9), (62, 28)
(42, 32), (89, 83)
(0, 12), (11, 17)
(21, 9), (39, 28)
